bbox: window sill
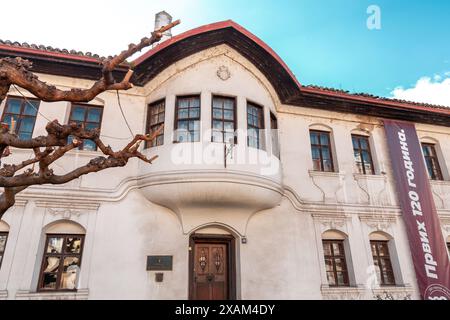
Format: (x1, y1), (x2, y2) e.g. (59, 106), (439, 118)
(353, 173), (386, 180)
(321, 285), (365, 300)
(15, 288), (89, 300)
(309, 170), (344, 178)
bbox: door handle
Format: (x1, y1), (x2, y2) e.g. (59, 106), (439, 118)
(206, 274), (215, 282)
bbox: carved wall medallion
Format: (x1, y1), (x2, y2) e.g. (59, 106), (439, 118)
(217, 66), (231, 81)
(47, 208), (83, 219)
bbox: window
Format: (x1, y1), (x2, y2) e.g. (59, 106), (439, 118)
(145, 100), (165, 148)
(322, 240), (349, 286)
(352, 134), (375, 175)
(68, 104), (103, 151)
(247, 103), (264, 149)
(212, 96), (236, 144)
(38, 234), (84, 291)
(447, 242), (450, 256)
(370, 240), (395, 286)
(0, 232), (8, 269)
(310, 130), (334, 172)
(270, 113), (280, 158)
(174, 96), (200, 143)
(1, 96), (40, 140)
(421, 143), (443, 180)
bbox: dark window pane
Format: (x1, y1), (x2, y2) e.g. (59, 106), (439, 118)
(42, 273), (58, 289)
(352, 135), (374, 175)
(43, 257), (60, 273)
(65, 238), (82, 254)
(23, 101), (39, 116)
(87, 108), (102, 122)
(47, 237), (64, 254)
(60, 257), (80, 290)
(6, 99), (22, 114)
(71, 106), (86, 122)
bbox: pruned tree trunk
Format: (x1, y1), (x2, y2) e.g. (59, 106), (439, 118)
(0, 19), (180, 217)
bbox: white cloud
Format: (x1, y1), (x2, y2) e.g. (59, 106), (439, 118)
(391, 75), (450, 107)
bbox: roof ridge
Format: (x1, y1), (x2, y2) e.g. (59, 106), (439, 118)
(304, 85), (450, 111)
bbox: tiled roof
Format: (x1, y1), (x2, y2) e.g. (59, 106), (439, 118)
(304, 85), (450, 112)
(0, 39), (108, 60)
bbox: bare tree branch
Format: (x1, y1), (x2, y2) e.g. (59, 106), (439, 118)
(0, 18), (179, 217)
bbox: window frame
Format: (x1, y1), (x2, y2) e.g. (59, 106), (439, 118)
(421, 143), (444, 181)
(370, 240), (396, 286)
(68, 103), (104, 151)
(352, 134), (375, 175)
(211, 95), (237, 144)
(0, 232), (8, 269)
(174, 95), (201, 143)
(270, 112), (280, 158)
(246, 102), (265, 150)
(322, 239), (350, 287)
(145, 99), (165, 148)
(37, 233), (85, 292)
(1, 95), (41, 140)
(310, 130), (335, 172)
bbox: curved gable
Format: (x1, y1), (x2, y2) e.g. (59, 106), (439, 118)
(132, 20), (302, 104)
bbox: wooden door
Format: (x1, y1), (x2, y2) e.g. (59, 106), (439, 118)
(192, 242), (228, 300)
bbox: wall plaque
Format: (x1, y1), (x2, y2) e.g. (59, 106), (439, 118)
(146, 256), (173, 271)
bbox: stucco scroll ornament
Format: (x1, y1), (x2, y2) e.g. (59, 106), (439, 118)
(47, 207), (82, 219)
(217, 66), (231, 81)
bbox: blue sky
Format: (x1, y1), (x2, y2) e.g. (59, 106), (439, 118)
(1, 0), (449, 103)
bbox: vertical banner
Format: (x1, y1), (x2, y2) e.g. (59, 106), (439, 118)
(383, 119), (450, 300)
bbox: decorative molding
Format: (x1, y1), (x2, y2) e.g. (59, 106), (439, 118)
(359, 214), (398, 232)
(372, 286), (414, 300)
(308, 171), (346, 203)
(321, 285), (366, 300)
(216, 65), (231, 81)
(312, 213), (351, 231)
(35, 201), (100, 211)
(15, 289), (89, 300)
(47, 208), (83, 219)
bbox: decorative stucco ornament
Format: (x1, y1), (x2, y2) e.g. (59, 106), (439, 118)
(217, 66), (231, 81)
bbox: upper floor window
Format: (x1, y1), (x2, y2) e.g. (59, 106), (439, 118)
(421, 143), (443, 181)
(247, 102), (265, 149)
(370, 240), (395, 286)
(1, 96), (40, 140)
(68, 104), (103, 151)
(310, 130), (334, 172)
(212, 96), (236, 144)
(145, 99), (165, 148)
(352, 134), (375, 175)
(174, 96), (200, 143)
(270, 112), (280, 158)
(0, 232), (8, 269)
(38, 234), (84, 291)
(322, 239), (349, 287)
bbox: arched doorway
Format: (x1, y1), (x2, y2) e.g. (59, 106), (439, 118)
(189, 228), (237, 300)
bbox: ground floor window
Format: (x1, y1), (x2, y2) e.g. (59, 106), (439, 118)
(38, 234), (84, 291)
(322, 239), (350, 286)
(370, 240), (395, 286)
(0, 232), (8, 269)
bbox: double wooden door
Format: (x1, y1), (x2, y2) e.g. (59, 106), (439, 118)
(190, 236), (234, 300)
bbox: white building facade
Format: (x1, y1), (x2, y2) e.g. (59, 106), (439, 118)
(0, 19), (449, 300)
